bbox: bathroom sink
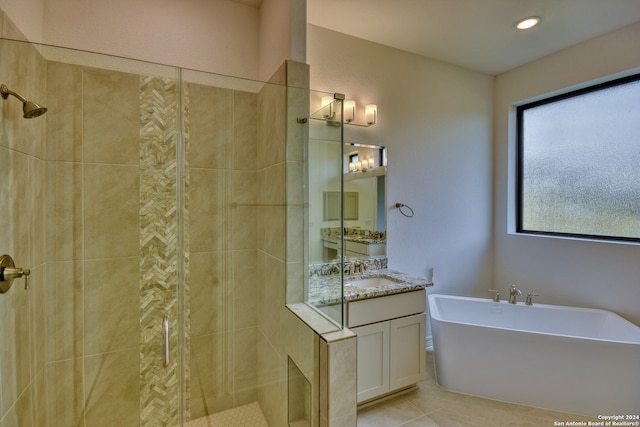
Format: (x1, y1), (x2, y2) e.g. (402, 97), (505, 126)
(345, 275), (400, 289)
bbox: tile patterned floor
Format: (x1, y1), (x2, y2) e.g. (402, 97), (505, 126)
(356, 352), (600, 427)
(183, 402), (268, 427)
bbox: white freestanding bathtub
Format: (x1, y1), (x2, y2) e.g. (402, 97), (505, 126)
(428, 294), (640, 416)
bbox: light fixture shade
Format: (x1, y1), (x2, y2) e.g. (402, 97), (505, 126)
(321, 95), (334, 118)
(344, 100), (356, 123)
(365, 104), (377, 125)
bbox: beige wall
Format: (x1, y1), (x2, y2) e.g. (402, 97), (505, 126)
(0, 0), (43, 42)
(494, 22), (640, 325)
(1, 0), (306, 82)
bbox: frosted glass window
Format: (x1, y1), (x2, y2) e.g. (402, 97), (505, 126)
(516, 74), (640, 242)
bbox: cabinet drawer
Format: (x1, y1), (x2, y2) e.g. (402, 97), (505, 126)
(347, 289), (426, 328)
(345, 241), (368, 255)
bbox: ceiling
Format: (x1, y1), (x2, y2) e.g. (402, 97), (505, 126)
(306, 0), (640, 75)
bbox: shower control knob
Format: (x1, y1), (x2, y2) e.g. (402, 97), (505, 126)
(2, 267), (31, 289)
(0, 255), (31, 293)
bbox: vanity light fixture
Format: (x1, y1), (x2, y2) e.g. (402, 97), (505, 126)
(321, 95), (334, 119)
(367, 158), (374, 169)
(344, 100), (356, 123)
(341, 100), (377, 127)
(515, 16), (541, 30)
(314, 93), (377, 127)
(365, 104), (377, 125)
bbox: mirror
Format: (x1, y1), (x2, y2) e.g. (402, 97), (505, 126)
(308, 134), (387, 262)
(305, 94), (386, 329)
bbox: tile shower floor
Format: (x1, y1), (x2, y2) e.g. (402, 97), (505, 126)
(357, 351), (600, 427)
(184, 402), (268, 427)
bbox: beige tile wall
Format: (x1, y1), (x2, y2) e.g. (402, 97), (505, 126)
(187, 81), (261, 420)
(0, 25), (48, 427)
(44, 63), (142, 427)
(257, 63), (288, 427)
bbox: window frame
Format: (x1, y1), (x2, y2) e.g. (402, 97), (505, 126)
(515, 72), (640, 243)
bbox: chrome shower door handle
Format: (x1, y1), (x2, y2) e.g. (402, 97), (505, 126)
(162, 315), (170, 367)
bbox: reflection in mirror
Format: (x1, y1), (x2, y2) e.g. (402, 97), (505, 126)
(323, 191), (358, 221)
(309, 138), (387, 263)
(342, 142), (386, 257)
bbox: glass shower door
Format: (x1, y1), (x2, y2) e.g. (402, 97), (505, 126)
(43, 47), (186, 426)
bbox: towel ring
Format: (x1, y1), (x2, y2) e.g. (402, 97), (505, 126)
(395, 203), (414, 218)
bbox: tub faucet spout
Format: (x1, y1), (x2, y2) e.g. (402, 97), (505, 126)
(509, 286), (522, 304)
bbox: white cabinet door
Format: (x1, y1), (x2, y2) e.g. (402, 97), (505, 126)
(353, 321), (389, 403)
(389, 314), (426, 391)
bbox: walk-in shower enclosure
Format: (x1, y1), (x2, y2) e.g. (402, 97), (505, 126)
(0, 27), (333, 425)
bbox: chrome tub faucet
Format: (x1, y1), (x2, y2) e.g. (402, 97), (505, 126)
(525, 292), (540, 306)
(509, 286), (522, 304)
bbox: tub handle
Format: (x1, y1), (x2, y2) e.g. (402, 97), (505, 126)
(488, 289), (500, 302)
(525, 293), (539, 306)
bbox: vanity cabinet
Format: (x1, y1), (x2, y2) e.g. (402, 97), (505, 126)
(348, 289), (427, 403)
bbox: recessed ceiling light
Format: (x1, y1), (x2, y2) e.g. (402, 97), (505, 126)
(516, 16), (541, 30)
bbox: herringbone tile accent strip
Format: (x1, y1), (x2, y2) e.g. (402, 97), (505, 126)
(139, 75), (191, 426)
(181, 79), (192, 423)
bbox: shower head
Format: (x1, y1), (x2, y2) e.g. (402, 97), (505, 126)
(1, 84), (48, 119)
(22, 100), (48, 118)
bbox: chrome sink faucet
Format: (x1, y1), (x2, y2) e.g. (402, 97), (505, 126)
(344, 261), (354, 276)
(509, 285), (522, 304)
(344, 260), (365, 276)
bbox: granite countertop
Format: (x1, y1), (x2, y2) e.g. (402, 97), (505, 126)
(322, 236), (386, 246)
(308, 269), (432, 307)
(343, 236), (386, 244)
